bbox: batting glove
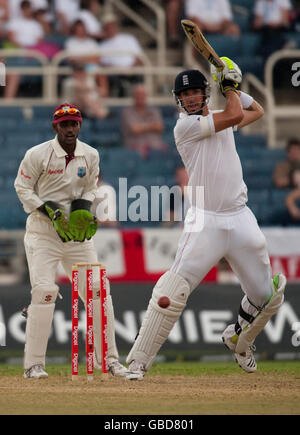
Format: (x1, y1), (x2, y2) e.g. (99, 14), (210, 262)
(211, 56), (242, 96)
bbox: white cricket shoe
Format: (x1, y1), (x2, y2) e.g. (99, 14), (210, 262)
(108, 360), (130, 377)
(24, 365), (48, 379)
(126, 360), (145, 381)
(234, 345), (257, 373)
(222, 324), (257, 373)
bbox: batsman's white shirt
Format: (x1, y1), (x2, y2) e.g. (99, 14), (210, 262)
(172, 111), (272, 307)
(174, 111), (247, 212)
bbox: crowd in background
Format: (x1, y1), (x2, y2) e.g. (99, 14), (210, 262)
(0, 0), (300, 227)
(1, 0), (300, 98)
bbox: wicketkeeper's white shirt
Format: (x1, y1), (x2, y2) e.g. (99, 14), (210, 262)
(14, 135), (99, 216)
(174, 111), (248, 212)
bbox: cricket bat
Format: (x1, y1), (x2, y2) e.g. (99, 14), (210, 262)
(181, 19), (225, 72)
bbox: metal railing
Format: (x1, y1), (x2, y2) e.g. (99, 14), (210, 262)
(264, 49), (300, 147)
(242, 49), (300, 147)
(0, 49), (181, 106)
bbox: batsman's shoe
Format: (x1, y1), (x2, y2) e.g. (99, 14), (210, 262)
(234, 345), (257, 373)
(222, 324), (257, 373)
(126, 360), (146, 381)
(24, 365), (48, 379)
(108, 360), (133, 378)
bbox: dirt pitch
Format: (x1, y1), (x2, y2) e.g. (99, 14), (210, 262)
(1, 362), (300, 415)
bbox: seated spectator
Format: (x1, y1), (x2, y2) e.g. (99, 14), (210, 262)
(273, 138), (300, 188)
(54, 0), (81, 35)
(185, 0), (240, 36)
(285, 187), (300, 225)
(98, 13), (144, 96)
(73, 0), (103, 40)
(121, 84), (167, 158)
(166, 0), (184, 48)
(4, 0), (45, 99)
(62, 63), (109, 119)
(65, 19), (100, 58)
(162, 165), (190, 227)
(252, 0), (292, 57)
(7, 0), (50, 19)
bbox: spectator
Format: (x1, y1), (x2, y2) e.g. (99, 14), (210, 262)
(73, 0), (103, 40)
(6, 0), (44, 47)
(121, 84), (167, 158)
(252, 0), (292, 57)
(273, 138), (300, 189)
(98, 13), (144, 96)
(65, 19), (100, 58)
(162, 165), (190, 227)
(166, 0), (184, 48)
(286, 187), (300, 224)
(4, 0), (45, 99)
(62, 63), (109, 120)
(7, 0), (50, 19)
(185, 0), (240, 36)
(54, 0), (81, 35)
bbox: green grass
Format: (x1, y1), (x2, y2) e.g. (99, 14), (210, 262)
(1, 360), (300, 377)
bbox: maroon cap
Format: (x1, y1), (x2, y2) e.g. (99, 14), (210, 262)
(52, 103), (83, 124)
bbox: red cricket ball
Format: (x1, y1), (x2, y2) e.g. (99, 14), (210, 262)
(158, 296), (170, 309)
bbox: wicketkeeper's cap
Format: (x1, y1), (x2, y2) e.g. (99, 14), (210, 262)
(52, 103), (83, 124)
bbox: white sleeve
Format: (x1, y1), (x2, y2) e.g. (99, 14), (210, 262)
(174, 113), (215, 146)
(14, 149), (44, 213)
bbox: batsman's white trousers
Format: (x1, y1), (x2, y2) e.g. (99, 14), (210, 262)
(23, 211), (118, 369)
(171, 206), (273, 307)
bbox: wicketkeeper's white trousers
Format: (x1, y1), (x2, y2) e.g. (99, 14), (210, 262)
(23, 212), (118, 369)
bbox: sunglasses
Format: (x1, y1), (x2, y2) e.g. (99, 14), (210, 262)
(54, 107), (81, 117)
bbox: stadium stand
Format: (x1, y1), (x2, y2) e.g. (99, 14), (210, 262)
(0, 0), (299, 232)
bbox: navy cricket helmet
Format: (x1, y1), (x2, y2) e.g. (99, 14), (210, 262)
(173, 69), (210, 114)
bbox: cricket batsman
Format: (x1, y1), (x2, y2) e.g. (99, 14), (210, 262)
(14, 104), (131, 379)
(126, 58), (286, 379)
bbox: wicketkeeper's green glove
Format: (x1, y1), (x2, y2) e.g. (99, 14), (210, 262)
(69, 199), (98, 242)
(43, 201), (74, 243)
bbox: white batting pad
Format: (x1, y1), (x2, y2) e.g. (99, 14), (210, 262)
(24, 303), (55, 369)
(126, 271), (190, 370)
(235, 274), (286, 354)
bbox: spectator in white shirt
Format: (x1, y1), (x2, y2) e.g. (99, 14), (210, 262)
(7, 0), (49, 19)
(253, 0), (292, 30)
(252, 0), (292, 58)
(98, 13), (144, 96)
(4, 0), (45, 99)
(65, 19), (99, 58)
(185, 0), (240, 36)
(6, 0), (44, 47)
(54, 0), (81, 34)
(72, 0), (103, 39)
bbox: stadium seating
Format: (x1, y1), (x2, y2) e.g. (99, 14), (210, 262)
(0, 104), (294, 229)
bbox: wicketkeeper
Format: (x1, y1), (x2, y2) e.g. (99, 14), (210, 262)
(15, 104), (129, 379)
